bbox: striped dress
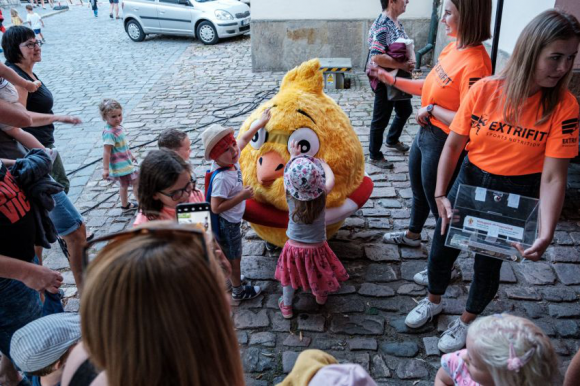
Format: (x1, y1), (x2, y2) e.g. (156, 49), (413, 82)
(368, 13), (408, 59)
(102, 124), (136, 178)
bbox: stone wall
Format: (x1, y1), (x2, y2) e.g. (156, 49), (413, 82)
(251, 18), (433, 72)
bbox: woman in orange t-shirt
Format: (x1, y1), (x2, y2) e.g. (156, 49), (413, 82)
(404, 10), (580, 354)
(374, 0), (492, 271)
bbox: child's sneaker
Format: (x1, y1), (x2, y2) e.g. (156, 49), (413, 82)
(278, 297), (293, 319)
(232, 285), (261, 301)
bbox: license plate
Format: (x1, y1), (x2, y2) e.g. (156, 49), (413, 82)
(241, 18), (250, 26)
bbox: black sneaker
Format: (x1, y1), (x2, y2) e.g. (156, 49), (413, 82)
(368, 157), (394, 169)
(386, 142), (410, 152)
(265, 242), (280, 252)
(232, 285), (262, 301)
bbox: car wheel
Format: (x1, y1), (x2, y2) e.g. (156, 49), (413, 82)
(196, 21), (219, 45)
(126, 20), (145, 42)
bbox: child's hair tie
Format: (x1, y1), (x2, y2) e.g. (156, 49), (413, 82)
(507, 342), (535, 372)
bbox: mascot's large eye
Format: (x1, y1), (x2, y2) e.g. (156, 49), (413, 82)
(250, 127), (268, 150)
(288, 128), (320, 157)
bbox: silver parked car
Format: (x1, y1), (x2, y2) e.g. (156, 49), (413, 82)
(122, 0), (251, 44)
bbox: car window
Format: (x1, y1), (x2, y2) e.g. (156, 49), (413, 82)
(159, 0), (179, 3)
(195, 0), (216, 2)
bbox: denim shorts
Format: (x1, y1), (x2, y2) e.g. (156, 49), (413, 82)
(218, 217), (242, 261)
(49, 190), (84, 237)
(0, 274), (43, 361)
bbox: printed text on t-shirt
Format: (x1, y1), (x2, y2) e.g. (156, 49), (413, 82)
(0, 172), (31, 224)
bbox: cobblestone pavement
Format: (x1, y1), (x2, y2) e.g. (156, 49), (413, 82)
(4, 7), (580, 385)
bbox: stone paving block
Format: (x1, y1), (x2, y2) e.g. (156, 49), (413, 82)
(390, 317), (435, 334)
(326, 296), (365, 313)
(359, 283), (396, 297)
(437, 315), (457, 332)
(282, 351), (300, 373)
(542, 288), (578, 302)
(344, 217), (366, 228)
(423, 337), (440, 356)
(249, 332), (276, 347)
(518, 262), (556, 285)
(504, 287), (541, 301)
(329, 241), (365, 260)
(312, 337), (348, 351)
(241, 255), (277, 280)
(390, 209), (411, 219)
(500, 263), (517, 283)
(237, 331), (248, 345)
(378, 199), (403, 208)
(330, 315), (385, 335)
(348, 338), (378, 351)
(401, 261), (426, 281)
(442, 298), (467, 315)
(554, 264), (580, 285)
(396, 359), (429, 379)
(283, 334), (312, 347)
(64, 298), (80, 313)
(365, 264), (398, 282)
(556, 320), (580, 338)
(380, 341), (419, 358)
(553, 232), (575, 246)
(234, 310), (270, 329)
(368, 218), (393, 230)
(297, 314), (326, 332)
(362, 207), (391, 217)
(371, 354), (391, 379)
(243, 347), (276, 373)
(400, 246), (428, 260)
(271, 312), (291, 332)
(294, 295), (320, 313)
(397, 284), (427, 296)
(364, 244), (400, 262)
(367, 297), (417, 313)
(520, 302), (547, 319)
(371, 187), (397, 199)
(399, 188), (413, 199)
(333, 285), (357, 295)
(549, 246), (580, 263)
(549, 304), (580, 319)
(242, 242), (266, 256)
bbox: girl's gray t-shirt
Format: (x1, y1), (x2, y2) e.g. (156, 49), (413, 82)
(286, 198), (326, 244)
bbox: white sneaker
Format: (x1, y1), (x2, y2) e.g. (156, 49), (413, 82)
(383, 231), (421, 247)
(413, 266), (461, 286)
(438, 318), (469, 353)
(405, 298), (443, 328)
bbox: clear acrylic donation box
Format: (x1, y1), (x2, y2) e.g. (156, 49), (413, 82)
(445, 184), (539, 262)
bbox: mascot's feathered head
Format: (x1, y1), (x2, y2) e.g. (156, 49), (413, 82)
(238, 59), (370, 247)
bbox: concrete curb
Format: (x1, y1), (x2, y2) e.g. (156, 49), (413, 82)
(42, 8), (68, 18)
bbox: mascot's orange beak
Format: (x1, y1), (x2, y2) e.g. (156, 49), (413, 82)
(257, 151), (285, 186)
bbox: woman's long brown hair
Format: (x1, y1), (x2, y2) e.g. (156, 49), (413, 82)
(290, 193), (326, 225)
(498, 10), (580, 126)
(80, 222), (244, 386)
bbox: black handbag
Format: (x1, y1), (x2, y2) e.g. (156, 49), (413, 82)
(385, 69), (412, 101)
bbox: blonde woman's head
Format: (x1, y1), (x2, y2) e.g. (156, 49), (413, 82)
(465, 314), (557, 386)
(499, 9), (580, 125)
(80, 222), (244, 386)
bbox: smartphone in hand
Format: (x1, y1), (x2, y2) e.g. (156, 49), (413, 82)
(176, 202), (212, 234)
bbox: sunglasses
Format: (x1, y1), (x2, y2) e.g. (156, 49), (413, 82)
(158, 178), (196, 201)
(82, 224), (209, 272)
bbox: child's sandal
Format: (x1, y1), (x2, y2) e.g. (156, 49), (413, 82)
(121, 202), (138, 212)
(232, 285), (261, 301)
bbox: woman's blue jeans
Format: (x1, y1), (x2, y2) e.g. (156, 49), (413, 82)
(427, 157), (541, 314)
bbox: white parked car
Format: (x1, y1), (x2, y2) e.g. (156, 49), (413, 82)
(122, 0), (251, 44)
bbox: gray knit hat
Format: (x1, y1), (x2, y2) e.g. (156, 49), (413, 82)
(10, 313), (81, 372)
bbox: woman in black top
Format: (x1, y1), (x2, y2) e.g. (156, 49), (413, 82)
(2, 26), (81, 193)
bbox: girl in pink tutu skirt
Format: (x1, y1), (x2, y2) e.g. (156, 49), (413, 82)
(275, 141), (349, 319)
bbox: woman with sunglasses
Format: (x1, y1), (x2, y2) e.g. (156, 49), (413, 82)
(61, 222), (245, 386)
(134, 149), (204, 225)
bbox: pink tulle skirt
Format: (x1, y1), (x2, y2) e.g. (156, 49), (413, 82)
(275, 239), (349, 297)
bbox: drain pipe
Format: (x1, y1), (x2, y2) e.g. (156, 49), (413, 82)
(490, 0), (505, 74)
(415, 0), (441, 69)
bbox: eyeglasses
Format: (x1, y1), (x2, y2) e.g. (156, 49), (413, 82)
(20, 41), (41, 49)
(82, 223), (209, 272)
(158, 178), (195, 201)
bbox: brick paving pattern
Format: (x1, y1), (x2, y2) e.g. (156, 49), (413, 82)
(3, 7), (580, 385)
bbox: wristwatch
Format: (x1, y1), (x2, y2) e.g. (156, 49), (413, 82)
(426, 104), (435, 116)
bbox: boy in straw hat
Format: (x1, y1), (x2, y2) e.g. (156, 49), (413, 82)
(202, 109), (271, 301)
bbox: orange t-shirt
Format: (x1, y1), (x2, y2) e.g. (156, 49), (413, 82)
(450, 78), (580, 176)
(421, 42), (492, 133)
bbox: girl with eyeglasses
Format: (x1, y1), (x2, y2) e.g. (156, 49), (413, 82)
(134, 149), (203, 224)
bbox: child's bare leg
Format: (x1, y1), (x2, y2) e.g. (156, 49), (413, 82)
(120, 185), (129, 207)
(131, 179), (138, 202)
(231, 258), (241, 287)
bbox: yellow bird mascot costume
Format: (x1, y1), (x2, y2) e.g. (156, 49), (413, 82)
(239, 59), (374, 247)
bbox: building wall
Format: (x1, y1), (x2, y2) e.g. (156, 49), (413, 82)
(251, 0), (437, 72)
